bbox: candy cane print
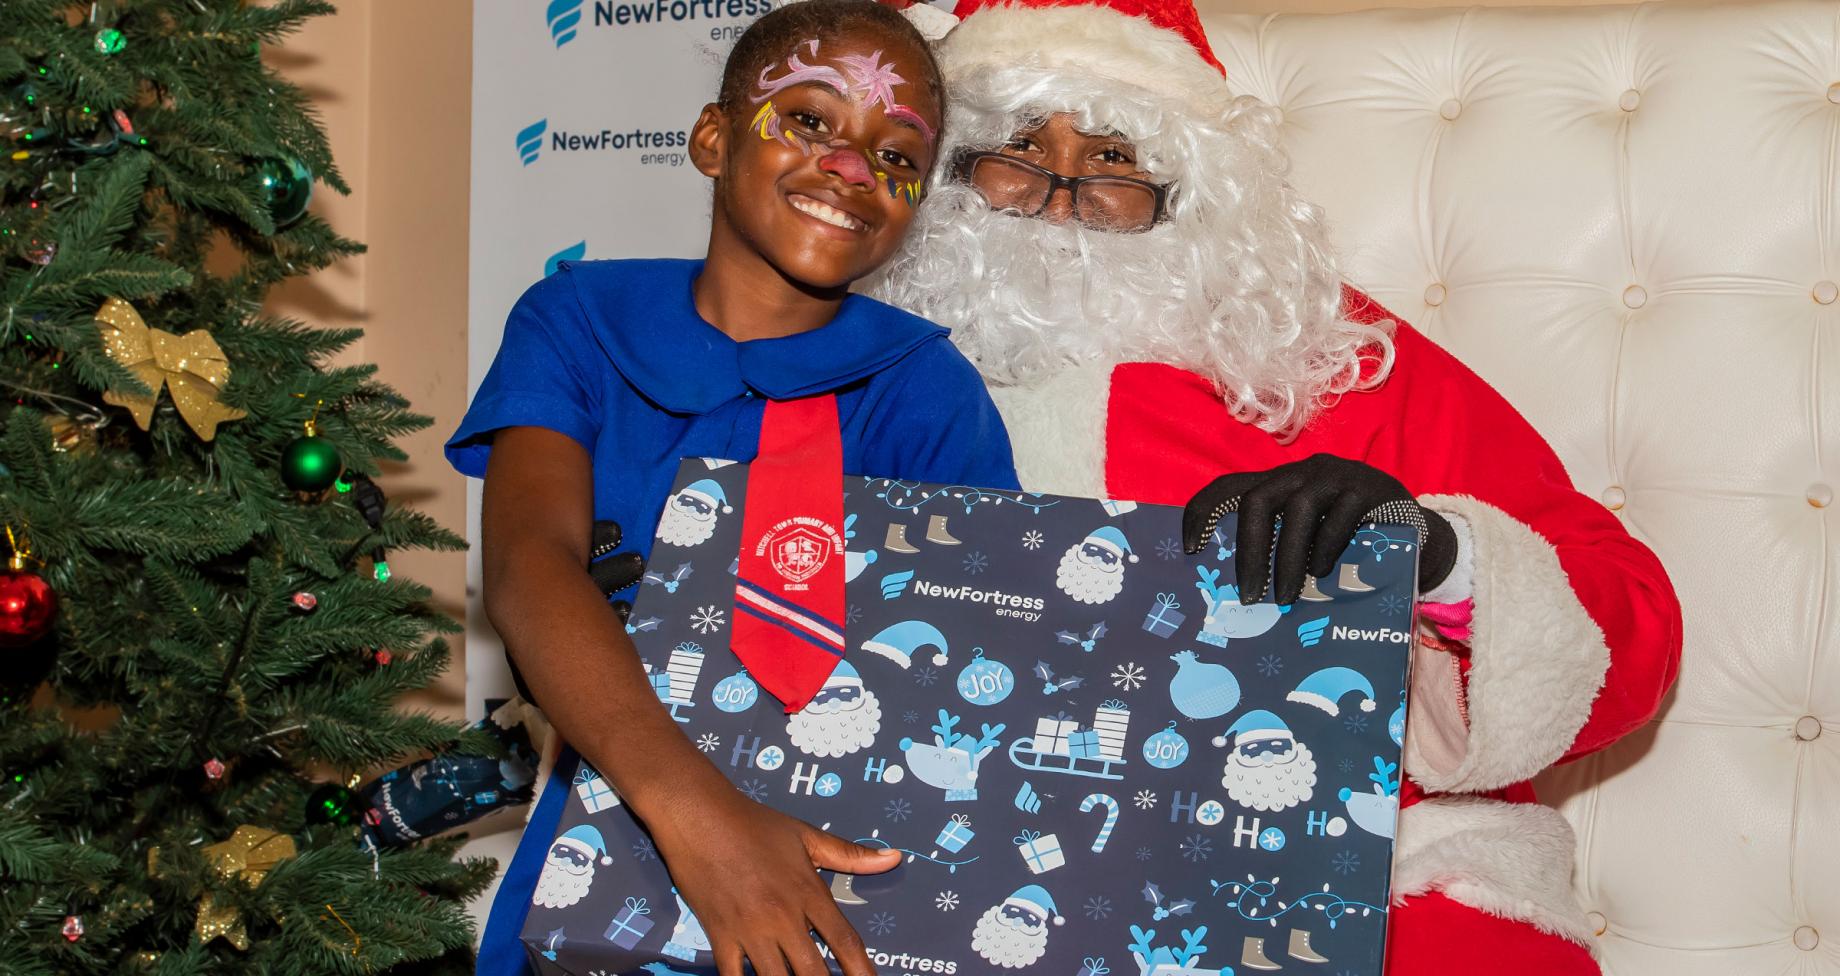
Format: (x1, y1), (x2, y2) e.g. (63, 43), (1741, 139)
(1079, 793), (1120, 853)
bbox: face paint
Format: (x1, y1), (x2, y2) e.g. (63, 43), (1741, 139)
(874, 169), (923, 207)
(819, 147), (876, 187)
(754, 39), (848, 103)
(751, 39), (937, 148)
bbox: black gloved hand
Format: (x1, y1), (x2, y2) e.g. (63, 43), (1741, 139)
(1181, 454), (1457, 605)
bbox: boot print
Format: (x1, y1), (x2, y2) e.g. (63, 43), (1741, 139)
(1241, 935), (1282, 971)
(1337, 561), (1375, 593)
(884, 523), (920, 554)
(1287, 929), (1328, 963)
(1300, 574), (1333, 602)
(926, 514), (962, 545)
(829, 872), (868, 906)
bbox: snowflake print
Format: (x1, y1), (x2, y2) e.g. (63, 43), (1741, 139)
(690, 605), (726, 634)
(1256, 654), (1284, 677)
(1180, 834), (1213, 863)
(1344, 712), (1370, 735)
(1155, 537), (1183, 561)
(885, 798), (913, 823)
(1135, 846), (1153, 861)
(913, 666), (939, 687)
(1112, 661), (1147, 691)
(846, 603), (864, 625)
(631, 837), (657, 861)
(1021, 529), (1045, 550)
(1337, 757), (1357, 774)
(903, 709), (921, 725)
(696, 732), (721, 753)
(963, 551), (989, 575)
(867, 912), (897, 936)
(1134, 790), (1158, 810)
(739, 778), (769, 803)
(1084, 896), (1113, 920)
(1378, 594), (1409, 617)
(935, 891), (959, 912)
(1332, 850), (1361, 876)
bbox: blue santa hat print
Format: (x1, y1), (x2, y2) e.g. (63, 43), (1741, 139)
(678, 479), (733, 514)
(1287, 666), (1377, 717)
(823, 659), (864, 689)
(1211, 708), (1292, 749)
(1085, 525), (1139, 563)
(860, 619), (950, 668)
(1004, 884), (1065, 926)
(558, 825), (614, 865)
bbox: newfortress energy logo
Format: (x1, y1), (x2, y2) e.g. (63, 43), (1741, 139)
(547, 0), (774, 47)
(515, 117), (690, 168)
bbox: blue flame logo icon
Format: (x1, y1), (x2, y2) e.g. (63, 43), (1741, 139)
(515, 119), (547, 166)
(544, 241), (587, 277)
(1296, 616), (1331, 648)
(546, 0), (584, 47)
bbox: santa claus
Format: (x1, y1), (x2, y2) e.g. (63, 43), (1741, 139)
(871, 0), (1683, 973)
(785, 659), (884, 757)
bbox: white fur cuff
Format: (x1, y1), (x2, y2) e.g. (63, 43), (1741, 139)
(1407, 495), (1610, 794)
(1420, 511), (1473, 604)
(1393, 797), (1595, 949)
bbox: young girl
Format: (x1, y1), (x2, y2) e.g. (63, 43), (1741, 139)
(446, 3), (1016, 974)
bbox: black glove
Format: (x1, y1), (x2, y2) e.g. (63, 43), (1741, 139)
(508, 520), (647, 709)
(1181, 454), (1457, 605)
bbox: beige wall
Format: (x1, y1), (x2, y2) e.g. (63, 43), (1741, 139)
(272, 0), (1636, 710)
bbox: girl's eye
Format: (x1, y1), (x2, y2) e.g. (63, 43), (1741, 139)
(790, 111), (828, 133)
(878, 149), (916, 170)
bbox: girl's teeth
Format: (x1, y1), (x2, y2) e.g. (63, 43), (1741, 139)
(792, 197), (861, 230)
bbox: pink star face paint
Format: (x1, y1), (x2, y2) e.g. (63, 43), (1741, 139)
(751, 39), (937, 148)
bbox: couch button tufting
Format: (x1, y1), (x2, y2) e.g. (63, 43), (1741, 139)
(1795, 715), (1823, 741)
(1809, 484), (1833, 508)
(1440, 98), (1462, 120)
(1424, 283), (1447, 306)
(1795, 926), (1819, 950)
(1829, 82), (1840, 104)
(1602, 486), (1626, 510)
(1623, 285), (1647, 309)
(1587, 912), (1608, 936)
(1816, 281), (1838, 305)
(1618, 89), (1641, 112)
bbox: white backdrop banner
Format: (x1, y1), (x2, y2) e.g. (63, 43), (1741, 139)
(466, 0), (775, 715)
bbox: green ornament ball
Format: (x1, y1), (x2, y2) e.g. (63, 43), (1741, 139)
(94, 28), (125, 55)
(306, 784), (364, 826)
(281, 435), (342, 492)
(255, 156), (314, 228)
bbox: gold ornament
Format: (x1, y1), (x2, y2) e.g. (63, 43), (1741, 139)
(95, 297), (246, 440)
(191, 825), (298, 950)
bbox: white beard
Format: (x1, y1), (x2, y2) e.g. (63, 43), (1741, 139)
(1056, 545), (1125, 605)
(1221, 741), (1317, 813)
(971, 906), (1050, 969)
(532, 859), (596, 909)
(657, 504), (718, 548)
(786, 693), (883, 758)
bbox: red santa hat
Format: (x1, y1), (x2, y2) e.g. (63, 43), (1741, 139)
(938, 0), (1230, 115)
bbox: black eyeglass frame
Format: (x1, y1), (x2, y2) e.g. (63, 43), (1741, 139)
(952, 149), (1175, 230)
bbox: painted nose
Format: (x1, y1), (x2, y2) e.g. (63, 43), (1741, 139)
(818, 148), (876, 189)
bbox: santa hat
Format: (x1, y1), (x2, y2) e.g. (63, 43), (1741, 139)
(1287, 667), (1378, 717)
(822, 659), (865, 689)
(939, 0), (1230, 116)
(861, 619), (951, 668)
(1211, 708), (1291, 749)
(678, 479), (732, 514)
(1085, 526), (1139, 563)
(1004, 884), (1066, 926)
(557, 825), (614, 866)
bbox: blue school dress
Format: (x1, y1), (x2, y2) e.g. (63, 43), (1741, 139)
(447, 258), (1018, 975)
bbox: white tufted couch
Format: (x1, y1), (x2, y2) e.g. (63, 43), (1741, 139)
(1197, 1), (1836, 972)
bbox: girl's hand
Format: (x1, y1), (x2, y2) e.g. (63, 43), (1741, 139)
(652, 773), (900, 976)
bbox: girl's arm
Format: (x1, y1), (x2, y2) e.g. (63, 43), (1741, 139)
(482, 427), (896, 976)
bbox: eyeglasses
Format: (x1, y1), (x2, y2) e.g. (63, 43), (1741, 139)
(1080, 542), (1121, 567)
(954, 150), (1171, 233)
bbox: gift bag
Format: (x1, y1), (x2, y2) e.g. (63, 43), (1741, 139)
(521, 459), (1419, 976)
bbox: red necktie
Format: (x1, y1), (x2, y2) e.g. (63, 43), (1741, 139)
(732, 395), (848, 712)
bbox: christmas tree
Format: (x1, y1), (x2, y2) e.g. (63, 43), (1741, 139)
(0, 3), (494, 972)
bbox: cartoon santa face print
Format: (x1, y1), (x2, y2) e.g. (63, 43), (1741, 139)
(787, 660), (883, 757)
(1055, 526), (1138, 605)
(532, 825), (613, 909)
(971, 885), (1063, 968)
(1212, 709), (1317, 813)
(657, 479), (732, 548)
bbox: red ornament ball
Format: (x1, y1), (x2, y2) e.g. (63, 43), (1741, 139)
(0, 567), (57, 648)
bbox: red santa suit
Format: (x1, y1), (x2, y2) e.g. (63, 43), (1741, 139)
(908, 2), (1685, 973)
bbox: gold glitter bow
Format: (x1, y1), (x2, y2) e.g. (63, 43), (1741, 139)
(95, 297), (246, 440)
(191, 825), (298, 950)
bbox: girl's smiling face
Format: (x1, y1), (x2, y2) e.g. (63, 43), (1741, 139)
(692, 33), (942, 292)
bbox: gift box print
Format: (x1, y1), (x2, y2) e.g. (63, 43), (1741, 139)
(523, 461), (1417, 976)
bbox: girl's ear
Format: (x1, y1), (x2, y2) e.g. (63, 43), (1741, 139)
(690, 103), (727, 179)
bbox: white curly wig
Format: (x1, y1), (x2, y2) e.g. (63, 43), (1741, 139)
(867, 4), (1394, 441)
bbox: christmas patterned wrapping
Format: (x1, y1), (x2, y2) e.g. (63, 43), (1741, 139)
(357, 702), (538, 847)
(521, 460), (1419, 976)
